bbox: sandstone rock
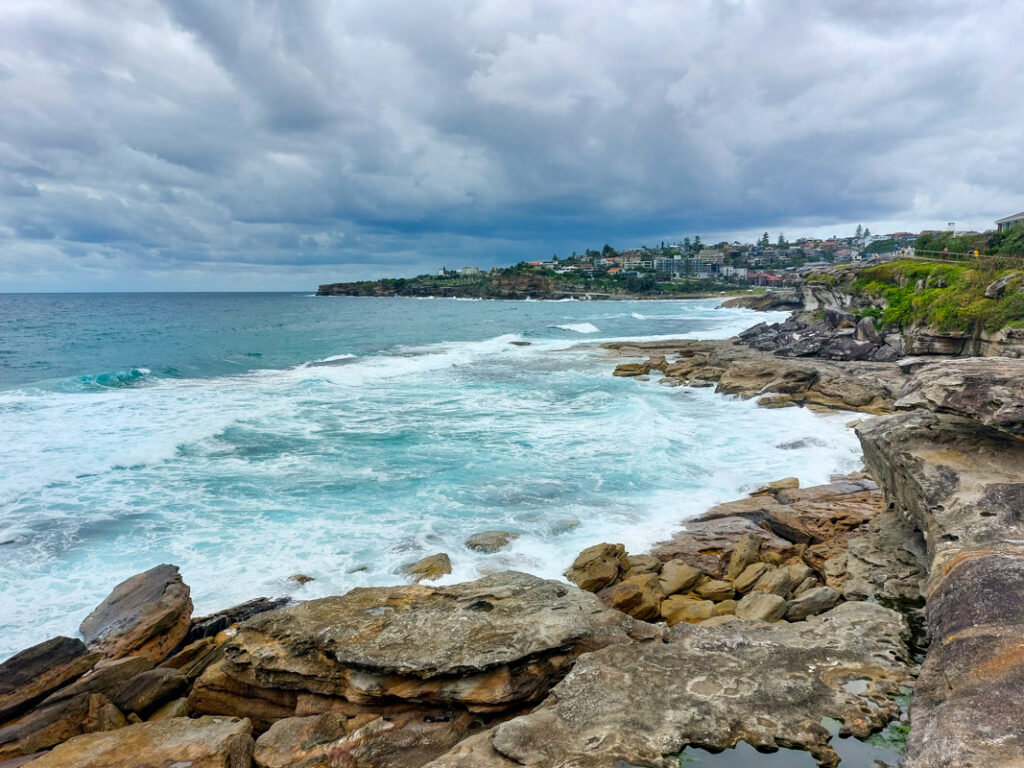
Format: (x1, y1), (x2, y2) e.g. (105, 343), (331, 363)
(147, 697), (187, 721)
(854, 315), (880, 344)
(725, 532), (762, 580)
(735, 592), (787, 622)
(23, 716), (253, 768)
(564, 542), (627, 592)
(793, 576), (818, 596)
(0, 638), (99, 724)
(290, 574), (315, 584)
(187, 597), (290, 644)
(623, 553), (661, 574)
(254, 710), (478, 768)
(220, 573), (652, 714)
(79, 565), (193, 663)
(694, 579), (734, 602)
(159, 637), (223, 683)
(660, 596), (714, 626)
(786, 562), (814, 586)
(599, 573), (661, 621)
(657, 560), (702, 596)
(785, 586), (839, 621)
(714, 599), (737, 616)
(732, 562), (771, 594)
(111, 668), (188, 718)
(752, 568), (795, 597)
(465, 531), (518, 553)
(0, 694), (124, 761)
(651, 517), (796, 579)
(402, 553), (452, 583)
(424, 602), (910, 768)
(189, 661), (298, 732)
(843, 509), (926, 603)
(612, 362), (650, 377)
(40, 657), (153, 708)
(750, 477), (799, 496)
(894, 356), (1024, 437)
(983, 272), (1019, 299)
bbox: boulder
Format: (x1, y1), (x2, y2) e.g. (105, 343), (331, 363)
(623, 553), (662, 575)
(735, 592), (787, 622)
(983, 272), (1019, 299)
(424, 603), (910, 768)
(598, 574), (661, 621)
(188, 661), (298, 733)
(39, 657), (153, 708)
(660, 597), (715, 626)
(23, 716), (253, 768)
(254, 711), (478, 768)
(785, 587), (840, 621)
(854, 316), (881, 344)
(725, 532), (762, 580)
(147, 697), (187, 721)
(732, 562), (771, 594)
(218, 573), (653, 714)
(0, 638), (99, 724)
(401, 553), (452, 583)
(612, 362), (650, 377)
(564, 543), (627, 592)
(651, 518), (797, 579)
(751, 568), (796, 597)
(694, 579), (734, 602)
(79, 565), (192, 663)
(749, 477), (799, 496)
(111, 668), (188, 719)
(0, 694), (125, 761)
(186, 597), (290, 643)
(464, 531), (518, 553)
(657, 560), (702, 596)
(158, 637), (223, 683)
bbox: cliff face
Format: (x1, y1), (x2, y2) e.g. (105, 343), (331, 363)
(316, 274), (675, 300)
(857, 358), (1024, 767)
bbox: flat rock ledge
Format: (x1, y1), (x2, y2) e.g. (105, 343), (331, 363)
(425, 602), (911, 768)
(606, 338), (903, 414)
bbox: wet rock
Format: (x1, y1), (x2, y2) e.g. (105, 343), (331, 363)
(401, 553), (452, 583)
(650, 517), (797, 579)
(612, 362), (650, 377)
(465, 531), (518, 553)
(564, 542), (628, 592)
(290, 574), (315, 584)
(186, 597), (291, 644)
(598, 573), (662, 621)
(735, 592), (787, 622)
(657, 560), (702, 596)
(425, 602), (910, 768)
(694, 579), (734, 602)
(0, 637), (99, 724)
(785, 586), (839, 621)
(24, 715), (253, 768)
(732, 562), (771, 594)
(660, 596), (715, 626)
(79, 565), (193, 663)
(111, 668), (188, 719)
(750, 477), (799, 496)
(254, 710), (479, 768)
(219, 573), (652, 714)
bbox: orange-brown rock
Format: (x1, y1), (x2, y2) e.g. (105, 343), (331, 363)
(79, 565), (192, 663)
(564, 543), (628, 592)
(598, 573), (661, 621)
(650, 517), (798, 578)
(0, 637), (99, 724)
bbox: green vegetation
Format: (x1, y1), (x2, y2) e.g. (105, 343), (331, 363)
(914, 226), (1024, 257)
(861, 238), (897, 255)
(850, 259), (1024, 333)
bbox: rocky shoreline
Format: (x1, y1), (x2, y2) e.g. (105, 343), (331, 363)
(2, 287), (1023, 767)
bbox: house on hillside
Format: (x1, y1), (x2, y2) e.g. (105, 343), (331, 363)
(996, 212), (1024, 233)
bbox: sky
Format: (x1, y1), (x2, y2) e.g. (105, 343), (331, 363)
(1, 0), (1022, 291)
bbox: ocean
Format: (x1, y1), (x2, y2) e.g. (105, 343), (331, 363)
(0, 293), (862, 660)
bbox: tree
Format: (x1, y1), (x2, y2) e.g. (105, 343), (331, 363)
(693, 235), (702, 252)
(759, 232), (770, 247)
(855, 224), (863, 239)
(864, 228), (871, 238)
(602, 244), (617, 257)
(683, 236), (692, 252)
(777, 233), (786, 247)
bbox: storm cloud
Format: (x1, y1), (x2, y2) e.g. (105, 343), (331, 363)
(1, 0), (1022, 290)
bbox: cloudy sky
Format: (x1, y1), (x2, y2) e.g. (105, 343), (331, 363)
(1, 0), (1022, 291)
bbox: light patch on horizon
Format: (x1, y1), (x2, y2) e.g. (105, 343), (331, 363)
(0, 0), (1022, 290)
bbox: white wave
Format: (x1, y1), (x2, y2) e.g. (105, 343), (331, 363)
(551, 322), (600, 333)
(631, 312), (646, 320)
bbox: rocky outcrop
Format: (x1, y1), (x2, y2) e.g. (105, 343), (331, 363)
(425, 602), (911, 768)
(604, 338), (903, 413)
(186, 598), (290, 644)
(719, 289), (802, 311)
(401, 553), (452, 583)
(79, 564), (193, 662)
(23, 716), (253, 768)
(857, 358), (1024, 767)
(464, 531), (518, 553)
(0, 638), (99, 724)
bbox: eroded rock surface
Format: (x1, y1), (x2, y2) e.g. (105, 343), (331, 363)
(79, 564), (193, 662)
(425, 602), (911, 768)
(0, 638), (99, 724)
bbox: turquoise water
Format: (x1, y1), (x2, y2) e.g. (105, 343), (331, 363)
(0, 294), (863, 660)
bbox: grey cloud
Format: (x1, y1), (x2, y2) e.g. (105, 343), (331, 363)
(0, 0), (1022, 290)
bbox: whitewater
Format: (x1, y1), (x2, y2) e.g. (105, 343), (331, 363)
(0, 294), (864, 660)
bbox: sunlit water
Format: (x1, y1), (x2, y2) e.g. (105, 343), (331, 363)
(0, 294), (864, 660)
